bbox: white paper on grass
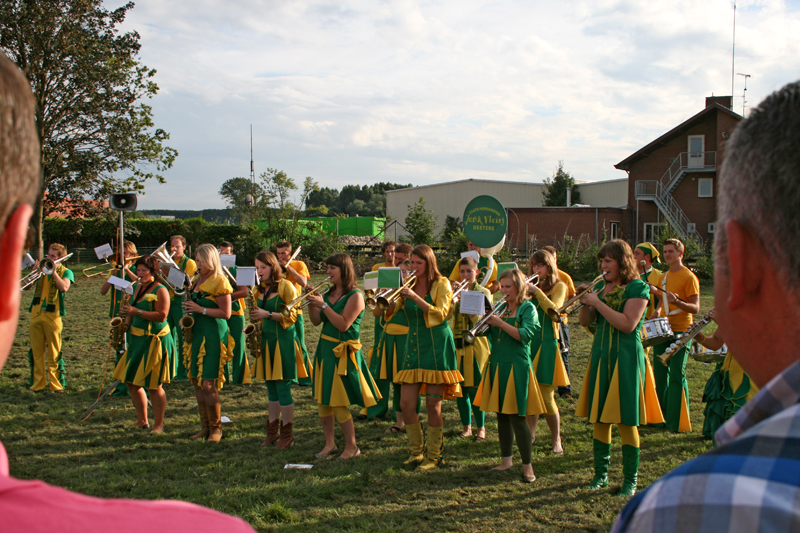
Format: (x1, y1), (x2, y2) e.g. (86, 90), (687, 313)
(94, 243), (113, 260)
(220, 416), (232, 423)
(21, 253), (35, 270)
(167, 266), (188, 289)
(236, 266), (258, 286)
(363, 271), (379, 291)
(459, 291), (488, 315)
(460, 250), (480, 263)
(284, 464), (314, 469)
(108, 275), (134, 294)
(219, 254), (236, 268)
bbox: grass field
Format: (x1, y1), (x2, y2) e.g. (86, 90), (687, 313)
(1, 267), (719, 532)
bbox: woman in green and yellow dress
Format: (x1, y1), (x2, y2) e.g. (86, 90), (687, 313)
(307, 253), (379, 461)
(100, 241), (138, 396)
(475, 269), (546, 483)
(451, 256), (491, 441)
(576, 239), (663, 497)
(250, 250), (304, 449)
(113, 255), (174, 432)
(394, 244), (462, 471)
(526, 249), (569, 454)
(182, 244), (233, 443)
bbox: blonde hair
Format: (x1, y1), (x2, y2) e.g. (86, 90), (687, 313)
(49, 243), (67, 259)
(195, 243), (223, 279)
(499, 269), (528, 306)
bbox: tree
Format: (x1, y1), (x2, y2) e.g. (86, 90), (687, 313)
(404, 197), (437, 246)
(218, 177), (267, 224)
(440, 215), (463, 241)
(0, 0), (177, 257)
(542, 161), (581, 207)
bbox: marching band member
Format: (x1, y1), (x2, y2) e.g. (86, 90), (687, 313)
(576, 239), (663, 497)
(166, 235), (197, 381)
(27, 243), (74, 392)
(695, 312), (759, 440)
(475, 269), (545, 483)
(651, 238), (700, 433)
(307, 254), (379, 461)
(633, 242), (662, 320)
(394, 242), (412, 266)
(276, 240), (312, 386)
(451, 256), (490, 441)
(542, 245), (577, 399)
(182, 244), (233, 443)
(394, 244), (462, 471)
(99, 240), (138, 397)
(527, 250), (568, 454)
(449, 240), (499, 293)
(373, 240), (397, 270)
(112, 256), (174, 432)
(219, 242), (251, 385)
(250, 251), (303, 449)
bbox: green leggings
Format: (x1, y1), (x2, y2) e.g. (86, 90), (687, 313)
(456, 386), (484, 427)
(266, 380), (293, 406)
(497, 413), (532, 464)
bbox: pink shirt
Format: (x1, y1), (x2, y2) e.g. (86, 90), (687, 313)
(0, 441), (254, 533)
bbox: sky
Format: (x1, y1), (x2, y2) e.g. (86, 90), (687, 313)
(112, 0), (800, 210)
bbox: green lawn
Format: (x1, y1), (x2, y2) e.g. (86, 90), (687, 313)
(2, 268), (719, 532)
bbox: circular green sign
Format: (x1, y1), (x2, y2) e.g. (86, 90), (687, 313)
(463, 195), (507, 248)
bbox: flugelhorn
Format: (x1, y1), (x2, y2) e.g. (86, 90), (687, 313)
(464, 298), (508, 344)
(546, 271), (608, 323)
(21, 253), (74, 291)
(659, 308), (714, 366)
(376, 271), (418, 311)
(366, 288), (392, 310)
(281, 276), (333, 318)
(450, 279), (470, 304)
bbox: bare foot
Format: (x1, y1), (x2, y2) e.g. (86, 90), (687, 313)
(129, 422), (149, 429)
(459, 426), (473, 438)
(491, 458), (514, 471)
(151, 425), (164, 434)
(552, 438), (563, 455)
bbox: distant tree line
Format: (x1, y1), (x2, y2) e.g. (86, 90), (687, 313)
(306, 182), (412, 217)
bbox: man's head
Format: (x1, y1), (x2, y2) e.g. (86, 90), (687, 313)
(715, 79), (800, 386)
(634, 242), (659, 270)
(381, 240), (397, 265)
(0, 52), (40, 372)
(275, 240), (292, 264)
(219, 241), (233, 255)
(662, 238), (684, 266)
(170, 235), (186, 259)
(48, 244), (67, 261)
(395, 242), (412, 266)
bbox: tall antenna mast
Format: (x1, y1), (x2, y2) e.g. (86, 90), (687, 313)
(737, 73), (751, 116)
(731, 2), (736, 98)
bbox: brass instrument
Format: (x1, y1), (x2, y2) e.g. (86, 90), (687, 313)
(243, 272), (262, 360)
(21, 253), (74, 291)
(109, 277), (141, 352)
(366, 288), (392, 310)
(83, 254), (143, 278)
(179, 273), (198, 344)
(283, 246), (302, 267)
(464, 298), (509, 344)
(222, 265), (238, 290)
(659, 308), (714, 366)
(376, 271), (418, 311)
(450, 279), (470, 305)
(546, 271), (608, 323)
(281, 276), (333, 318)
(152, 241), (188, 296)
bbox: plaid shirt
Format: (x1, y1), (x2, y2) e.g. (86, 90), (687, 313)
(612, 359), (800, 533)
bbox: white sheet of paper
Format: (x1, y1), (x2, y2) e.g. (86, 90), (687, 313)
(21, 253), (35, 270)
(460, 250), (480, 263)
(284, 464), (314, 469)
(167, 266), (188, 289)
(220, 416), (232, 423)
(219, 254), (236, 268)
(363, 271), (378, 291)
(94, 243), (113, 260)
(459, 290), (487, 315)
(108, 275), (133, 294)
(236, 266), (258, 286)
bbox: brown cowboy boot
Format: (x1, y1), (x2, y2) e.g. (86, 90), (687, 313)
(262, 418), (281, 447)
(207, 403), (222, 443)
(276, 421), (294, 449)
(189, 399), (209, 440)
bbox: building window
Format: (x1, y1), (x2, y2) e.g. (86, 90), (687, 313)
(698, 178), (713, 197)
(643, 223), (665, 243)
(708, 222), (716, 234)
(610, 221), (620, 240)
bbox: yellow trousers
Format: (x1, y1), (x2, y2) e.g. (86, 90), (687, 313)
(29, 311), (66, 391)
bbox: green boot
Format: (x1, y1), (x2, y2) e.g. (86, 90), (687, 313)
(403, 422), (425, 464)
(587, 439), (611, 490)
(618, 445), (640, 497)
(417, 425), (444, 471)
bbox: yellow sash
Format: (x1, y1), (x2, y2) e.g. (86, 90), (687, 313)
(131, 324), (170, 378)
(321, 334), (362, 376)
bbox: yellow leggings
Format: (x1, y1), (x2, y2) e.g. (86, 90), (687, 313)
(319, 405), (352, 423)
(29, 312), (65, 392)
(593, 423), (640, 447)
(540, 384), (559, 416)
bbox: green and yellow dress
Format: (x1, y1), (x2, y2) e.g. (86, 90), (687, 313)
(575, 280), (663, 426)
(474, 300), (547, 415)
(366, 304), (410, 419)
(394, 277), (463, 399)
(112, 282), (175, 389)
(184, 274), (235, 390)
(531, 283), (570, 389)
(106, 267), (136, 395)
(167, 255), (197, 381)
(252, 280), (307, 383)
(312, 289), (380, 408)
(702, 352), (759, 439)
(223, 265), (252, 385)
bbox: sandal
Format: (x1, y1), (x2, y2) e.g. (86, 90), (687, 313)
(474, 435), (486, 442)
(385, 425), (404, 434)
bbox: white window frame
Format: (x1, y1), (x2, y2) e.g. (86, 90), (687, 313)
(610, 221), (620, 240)
(643, 223), (665, 243)
(708, 222), (716, 234)
(698, 177), (713, 198)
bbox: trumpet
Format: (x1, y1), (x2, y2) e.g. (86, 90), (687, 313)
(659, 308), (714, 366)
(83, 254), (143, 278)
(21, 253), (74, 291)
(366, 288), (392, 310)
(281, 276), (333, 318)
(450, 279), (470, 304)
(546, 271), (608, 323)
(464, 298), (509, 344)
(376, 271), (418, 311)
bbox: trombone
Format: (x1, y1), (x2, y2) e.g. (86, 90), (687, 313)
(376, 271), (418, 311)
(546, 271), (608, 323)
(21, 253), (74, 291)
(82, 254), (143, 278)
(281, 276), (333, 318)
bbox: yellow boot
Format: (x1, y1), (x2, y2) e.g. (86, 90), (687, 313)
(417, 425), (444, 471)
(403, 422), (425, 464)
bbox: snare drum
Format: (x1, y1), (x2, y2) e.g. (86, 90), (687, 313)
(690, 343), (728, 364)
(641, 317), (674, 348)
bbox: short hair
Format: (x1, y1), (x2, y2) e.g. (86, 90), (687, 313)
(529, 249), (560, 293)
(411, 244), (443, 285)
(381, 240), (398, 253)
(395, 243), (413, 255)
(170, 235), (186, 247)
(254, 250), (283, 289)
(135, 255), (160, 274)
(49, 243), (67, 259)
(194, 244), (223, 280)
(499, 269), (528, 305)
(542, 245), (558, 257)
(597, 239), (640, 285)
(219, 241), (233, 250)
(718, 80), (800, 290)
(276, 240), (292, 250)
(325, 253), (357, 293)
(458, 256), (478, 269)
(663, 238), (684, 255)
(0, 51), (40, 238)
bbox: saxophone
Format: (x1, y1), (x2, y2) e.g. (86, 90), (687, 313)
(243, 285), (263, 359)
(179, 272), (197, 345)
(109, 277), (140, 351)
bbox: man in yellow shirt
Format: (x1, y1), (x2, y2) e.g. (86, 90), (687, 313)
(276, 240), (311, 385)
(652, 238), (700, 432)
(167, 234), (197, 381)
(372, 240), (396, 271)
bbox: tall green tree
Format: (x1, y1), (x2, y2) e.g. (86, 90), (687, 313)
(0, 0), (177, 257)
(404, 197), (437, 246)
(542, 161), (581, 207)
(218, 177), (267, 224)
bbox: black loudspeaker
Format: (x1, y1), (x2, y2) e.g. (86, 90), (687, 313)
(109, 193), (138, 212)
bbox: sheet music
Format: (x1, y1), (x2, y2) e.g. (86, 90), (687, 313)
(219, 254), (236, 268)
(236, 267), (258, 286)
(459, 291), (487, 315)
(167, 266), (188, 289)
(108, 275), (133, 294)
(363, 271), (378, 291)
(94, 243), (113, 260)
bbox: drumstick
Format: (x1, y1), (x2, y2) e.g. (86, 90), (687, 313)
(648, 283), (687, 304)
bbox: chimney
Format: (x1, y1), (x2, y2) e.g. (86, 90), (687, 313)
(706, 96), (733, 109)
